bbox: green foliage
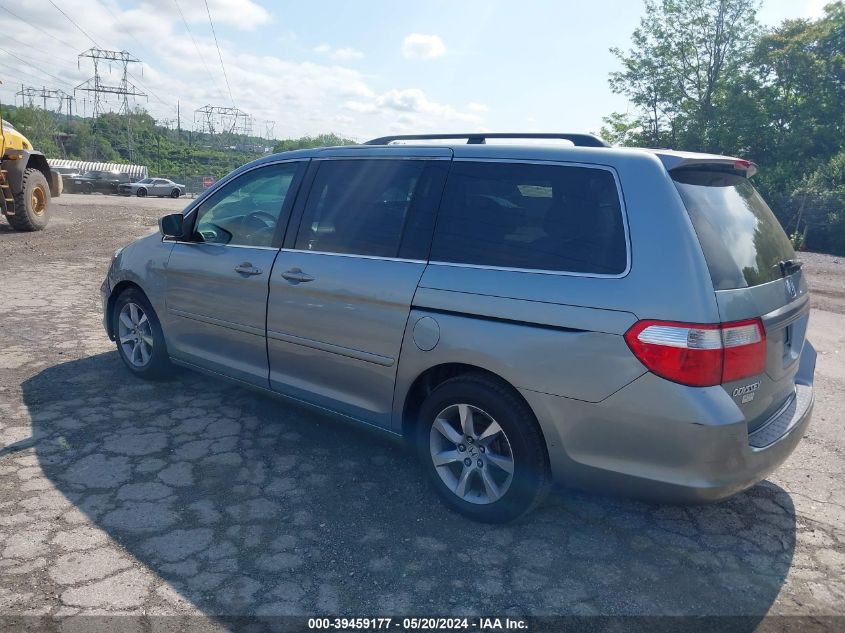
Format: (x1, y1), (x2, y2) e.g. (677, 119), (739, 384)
(608, 0), (761, 149)
(607, 0), (845, 254)
(273, 133), (356, 153)
(2, 104), (357, 190)
(3, 106), (61, 157)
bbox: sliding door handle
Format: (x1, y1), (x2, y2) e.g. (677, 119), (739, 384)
(281, 268), (314, 283)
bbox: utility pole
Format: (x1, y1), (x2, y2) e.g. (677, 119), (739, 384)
(177, 100), (181, 140)
(74, 48), (147, 160)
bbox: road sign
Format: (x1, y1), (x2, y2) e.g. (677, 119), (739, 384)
(203, 176), (214, 188)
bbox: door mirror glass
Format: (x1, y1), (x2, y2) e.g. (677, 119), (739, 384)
(159, 213), (184, 238)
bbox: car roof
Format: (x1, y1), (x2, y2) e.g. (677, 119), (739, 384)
(243, 138), (752, 177)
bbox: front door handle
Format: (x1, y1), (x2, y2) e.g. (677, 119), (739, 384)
(281, 268), (314, 283)
(234, 262), (263, 276)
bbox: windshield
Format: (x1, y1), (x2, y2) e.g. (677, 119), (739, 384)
(137, 178), (153, 184)
(672, 169), (796, 290)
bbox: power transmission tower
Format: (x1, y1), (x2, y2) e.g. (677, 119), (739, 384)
(263, 120), (275, 141)
(14, 86), (75, 156)
(74, 48), (147, 159)
(193, 105), (253, 144)
(15, 86), (74, 123)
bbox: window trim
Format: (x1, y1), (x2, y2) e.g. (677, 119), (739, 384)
(279, 248), (426, 264)
(428, 158), (632, 279)
(174, 159), (307, 249)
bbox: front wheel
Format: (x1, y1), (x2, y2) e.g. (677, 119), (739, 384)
(7, 167), (50, 231)
(112, 288), (173, 379)
(416, 374), (550, 522)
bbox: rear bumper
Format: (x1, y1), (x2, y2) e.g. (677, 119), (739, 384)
(521, 341), (816, 503)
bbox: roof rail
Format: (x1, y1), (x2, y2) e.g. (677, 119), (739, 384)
(363, 132), (611, 148)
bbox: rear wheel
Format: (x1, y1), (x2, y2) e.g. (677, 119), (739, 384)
(84, 182), (94, 194)
(136, 188), (147, 198)
(416, 373), (550, 522)
(7, 168), (50, 231)
(170, 188), (181, 198)
(112, 288), (173, 379)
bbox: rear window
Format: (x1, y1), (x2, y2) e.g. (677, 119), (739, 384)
(430, 162), (627, 275)
(672, 170), (795, 290)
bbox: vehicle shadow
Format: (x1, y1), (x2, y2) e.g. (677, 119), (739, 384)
(20, 351), (796, 624)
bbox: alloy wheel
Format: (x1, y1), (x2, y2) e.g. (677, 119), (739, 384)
(117, 302), (154, 367)
(429, 403), (515, 504)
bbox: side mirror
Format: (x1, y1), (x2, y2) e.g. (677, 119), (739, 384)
(159, 213), (185, 239)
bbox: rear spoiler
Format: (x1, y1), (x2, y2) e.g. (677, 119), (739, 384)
(647, 150), (758, 178)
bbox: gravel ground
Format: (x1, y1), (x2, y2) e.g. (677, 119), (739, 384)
(0, 194), (843, 629)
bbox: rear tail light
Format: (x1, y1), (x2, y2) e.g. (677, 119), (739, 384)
(624, 318), (766, 387)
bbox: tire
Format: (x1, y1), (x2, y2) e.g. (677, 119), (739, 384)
(7, 168), (50, 231)
(415, 373), (550, 523)
(84, 183), (94, 194)
(112, 288), (173, 379)
(170, 188), (181, 198)
(136, 188), (147, 198)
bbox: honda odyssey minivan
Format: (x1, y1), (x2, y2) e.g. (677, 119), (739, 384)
(101, 133), (815, 522)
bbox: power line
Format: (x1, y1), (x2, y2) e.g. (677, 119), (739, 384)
(2, 33), (81, 72)
(100, 2), (153, 61)
(0, 3), (81, 50)
(203, 0), (236, 108)
(173, 0), (225, 102)
(0, 60), (72, 90)
(47, 0), (100, 47)
(0, 45), (74, 88)
(44, 0), (169, 109)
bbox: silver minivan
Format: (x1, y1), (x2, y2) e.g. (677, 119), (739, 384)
(101, 133), (816, 522)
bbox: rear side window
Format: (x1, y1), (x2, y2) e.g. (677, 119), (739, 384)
(430, 161), (627, 275)
(672, 170), (795, 290)
(295, 159), (433, 258)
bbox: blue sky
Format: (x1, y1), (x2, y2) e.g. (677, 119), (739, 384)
(0, 0), (830, 140)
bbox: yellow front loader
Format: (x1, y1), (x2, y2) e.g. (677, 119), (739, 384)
(1, 102), (62, 231)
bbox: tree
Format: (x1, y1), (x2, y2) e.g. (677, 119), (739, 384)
(273, 133), (356, 153)
(606, 0), (761, 150)
(5, 106), (61, 157)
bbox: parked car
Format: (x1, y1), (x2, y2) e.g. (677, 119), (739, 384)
(65, 170), (130, 194)
(118, 178), (185, 198)
(50, 166), (82, 179)
(100, 132), (816, 522)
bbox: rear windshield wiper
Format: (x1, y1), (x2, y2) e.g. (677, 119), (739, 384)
(777, 259), (803, 276)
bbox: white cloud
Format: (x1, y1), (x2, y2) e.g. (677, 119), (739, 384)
(344, 101), (378, 114)
(143, 0), (271, 31)
(314, 44), (364, 61)
(0, 1), (479, 141)
(467, 102), (489, 113)
(401, 33), (447, 60)
(345, 88), (485, 133)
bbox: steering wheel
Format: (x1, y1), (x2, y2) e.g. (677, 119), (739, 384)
(243, 211), (277, 230)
